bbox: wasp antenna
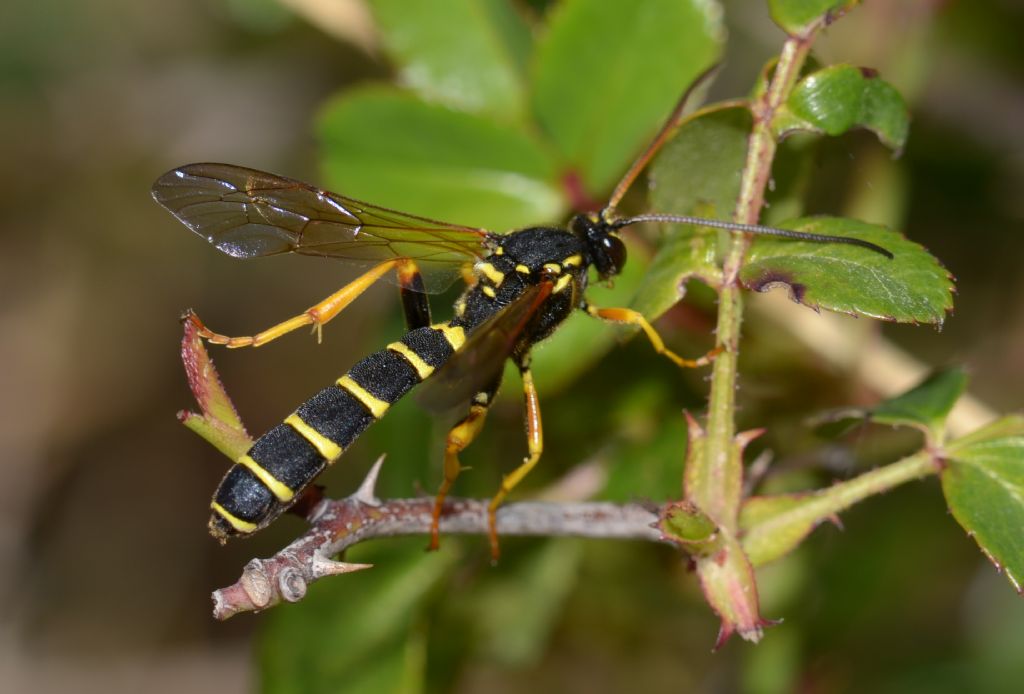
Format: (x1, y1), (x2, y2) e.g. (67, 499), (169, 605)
(602, 63), (722, 215)
(617, 214), (894, 260)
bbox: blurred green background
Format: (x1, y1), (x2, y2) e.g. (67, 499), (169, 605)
(1, 1), (1023, 692)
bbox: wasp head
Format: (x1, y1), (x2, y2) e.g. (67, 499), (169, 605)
(570, 213), (627, 279)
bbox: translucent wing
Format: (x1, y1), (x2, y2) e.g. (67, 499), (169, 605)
(418, 281), (554, 412)
(152, 163), (491, 292)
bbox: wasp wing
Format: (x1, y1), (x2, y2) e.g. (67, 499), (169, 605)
(152, 163), (491, 292)
(418, 281), (554, 412)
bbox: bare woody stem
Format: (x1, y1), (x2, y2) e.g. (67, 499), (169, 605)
(211, 447), (947, 620)
(699, 31), (818, 531)
(212, 460), (665, 620)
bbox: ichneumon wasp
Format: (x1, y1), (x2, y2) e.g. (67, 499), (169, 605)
(153, 76), (892, 559)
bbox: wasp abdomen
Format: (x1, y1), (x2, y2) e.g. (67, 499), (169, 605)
(208, 323), (463, 540)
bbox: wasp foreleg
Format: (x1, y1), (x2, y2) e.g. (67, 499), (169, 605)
(585, 305), (721, 368)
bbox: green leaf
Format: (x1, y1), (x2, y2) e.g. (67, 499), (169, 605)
(774, 64), (909, 150)
(760, 140), (813, 226)
(649, 104), (751, 220)
(260, 541), (458, 693)
(768, 0), (860, 36)
(872, 368), (967, 439)
(949, 415), (1024, 451)
(532, 0), (723, 197)
(317, 85), (562, 231)
(741, 217), (954, 324)
(811, 369), (969, 442)
(942, 434), (1024, 594)
(633, 105), (752, 319)
(368, 0), (531, 122)
(628, 224), (718, 322)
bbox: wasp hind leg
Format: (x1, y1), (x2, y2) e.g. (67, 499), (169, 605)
(487, 355), (543, 562)
(429, 379), (502, 552)
(189, 259), (432, 348)
(585, 305), (722, 368)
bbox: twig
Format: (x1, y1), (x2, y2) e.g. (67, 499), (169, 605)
(212, 457), (665, 620)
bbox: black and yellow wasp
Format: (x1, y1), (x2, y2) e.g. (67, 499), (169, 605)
(153, 89), (890, 557)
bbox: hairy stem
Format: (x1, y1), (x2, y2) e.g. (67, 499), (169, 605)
(698, 33), (817, 531)
(741, 451), (943, 565)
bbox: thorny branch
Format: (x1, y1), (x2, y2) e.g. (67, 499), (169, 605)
(212, 457), (667, 620)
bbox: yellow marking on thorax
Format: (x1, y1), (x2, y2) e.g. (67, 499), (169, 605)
(562, 254), (583, 267)
(236, 454), (295, 502)
(387, 341), (435, 380)
(553, 274), (572, 293)
(494, 246), (504, 255)
(543, 262), (561, 274)
(285, 414), (342, 461)
(337, 375), (390, 419)
(515, 264), (531, 274)
(476, 262), (505, 285)
(210, 502), (258, 533)
(482, 285), (496, 298)
(433, 323), (465, 351)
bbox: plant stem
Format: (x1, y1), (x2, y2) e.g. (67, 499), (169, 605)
(212, 494), (666, 619)
(741, 451), (942, 564)
(697, 33), (817, 531)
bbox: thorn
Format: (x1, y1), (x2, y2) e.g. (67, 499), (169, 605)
(712, 622), (733, 652)
(683, 410), (705, 437)
(311, 553), (374, 578)
(353, 455), (386, 506)
(734, 428), (766, 452)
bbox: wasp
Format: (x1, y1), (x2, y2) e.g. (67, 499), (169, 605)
(153, 82), (891, 558)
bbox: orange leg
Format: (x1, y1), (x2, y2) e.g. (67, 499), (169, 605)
(586, 305), (722, 368)
(429, 389), (495, 551)
(487, 359), (543, 562)
(189, 259), (418, 348)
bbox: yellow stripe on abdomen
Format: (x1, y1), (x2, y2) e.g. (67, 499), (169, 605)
(236, 454), (296, 502)
(210, 502), (258, 533)
(433, 323), (465, 351)
(387, 341), (435, 380)
(285, 413), (343, 461)
(337, 375), (390, 419)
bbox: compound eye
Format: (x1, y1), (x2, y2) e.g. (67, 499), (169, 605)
(600, 235), (627, 277)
